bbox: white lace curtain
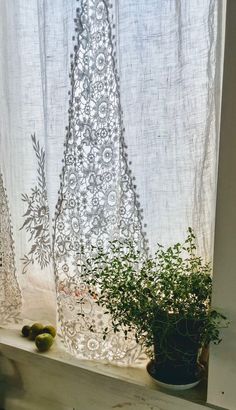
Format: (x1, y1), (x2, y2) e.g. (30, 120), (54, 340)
(0, 0), (223, 364)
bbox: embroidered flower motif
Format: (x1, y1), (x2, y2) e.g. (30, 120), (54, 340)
(88, 153), (95, 163)
(95, 1), (105, 21)
(62, 264), (69, 273)
(97, 99), (109, 119)
(70, 240), (81, 251)
(105, 172), (112, 182)
(107, 190), (117, 207)
(97, 81), (104, 92)
(95, 51), (106, 71)
(57, 221), (65, 231)
(102, 146), (113, 163)
(71, 217), (80, 233)
(92, 197), (99, 207)
(68, 198), (76, 209)
(100, 128), (107, 138)
(87, 337), (100, 351)
(66, 154), (74, 165)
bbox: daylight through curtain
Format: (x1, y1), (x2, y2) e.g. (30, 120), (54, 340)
(0, 0), (224, 364)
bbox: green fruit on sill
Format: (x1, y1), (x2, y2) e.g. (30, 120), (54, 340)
(35, 333), (54, 352)
(28, 323), (44, 340)
(43, 325), (56, 338)
(21, 325), (31, 337)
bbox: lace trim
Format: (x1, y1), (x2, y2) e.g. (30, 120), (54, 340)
(53, 0), (147, 364)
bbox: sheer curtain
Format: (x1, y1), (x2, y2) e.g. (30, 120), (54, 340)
(0, 0), (224, 364)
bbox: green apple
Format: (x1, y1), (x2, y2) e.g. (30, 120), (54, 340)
(35, 333), (54, 352)
(42, 325), (56, 338)
(21, 325), (31, 337)
(28, 323), (44, 340)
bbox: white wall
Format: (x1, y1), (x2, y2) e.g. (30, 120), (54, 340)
(207, 1), (236, 409)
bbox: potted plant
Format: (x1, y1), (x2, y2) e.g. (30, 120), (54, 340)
(80, 228), (228, 389)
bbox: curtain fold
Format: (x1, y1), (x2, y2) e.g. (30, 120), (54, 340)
(0, 0), (223, 364)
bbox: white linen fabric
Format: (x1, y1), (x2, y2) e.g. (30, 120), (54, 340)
(0, 0), (224, 364)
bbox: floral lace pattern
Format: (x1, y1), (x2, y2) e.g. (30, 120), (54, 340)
(20, 134), (51, 274)
(53, 0), (147, 364)
(0, 172), (22, 324)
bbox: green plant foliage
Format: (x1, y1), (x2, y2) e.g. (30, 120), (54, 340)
(80, 228), (228, 358)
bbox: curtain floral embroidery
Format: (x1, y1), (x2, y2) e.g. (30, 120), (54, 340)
(20, 134), (51, 274)
(0, 172), (22, 324)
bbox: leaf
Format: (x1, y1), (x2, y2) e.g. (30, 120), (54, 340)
(34, 224), (43, 238)
(29, 244), (37, 255)
(21, 193), (29, 202)
(20, 217), (32, 230)
(23, 208), (31, 217)
(21, 254), (32, 274)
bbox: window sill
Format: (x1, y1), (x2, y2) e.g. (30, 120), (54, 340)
(0, 328), (218, 410)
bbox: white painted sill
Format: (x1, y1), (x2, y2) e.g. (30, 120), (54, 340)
(0, 328), (222, 410)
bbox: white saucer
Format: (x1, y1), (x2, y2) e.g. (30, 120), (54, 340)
(146, 360), (201, 391)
